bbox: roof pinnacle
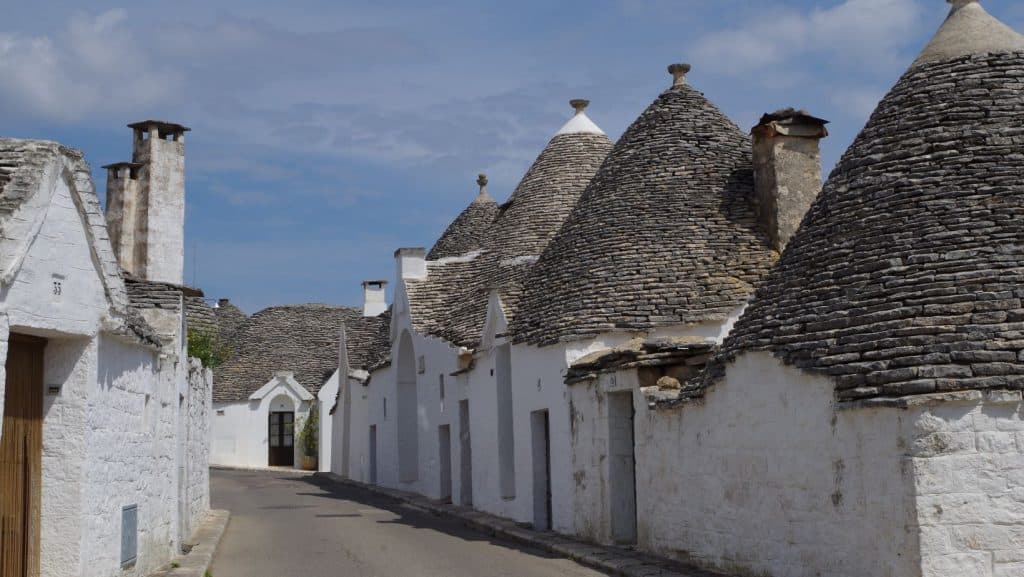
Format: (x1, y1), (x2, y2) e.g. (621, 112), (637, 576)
(668, 63), (691, 86)
(570, 99), (591, 115)
(948, 0), (978, 7)
(477, 173), (489, 196)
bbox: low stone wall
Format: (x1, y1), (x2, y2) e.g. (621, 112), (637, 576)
(185, 358), (213, 537)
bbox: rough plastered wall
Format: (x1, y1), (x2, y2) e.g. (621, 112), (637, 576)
(185, 358), (212, 536)
(634, 351), (920, 577)
(211, 385), (311, 469)
(4, 174), (110, 337)
(364, 364), (396, 486)
(566, 314), (746, 544)
(909, 393), (1024, 577)
(339, 377), (374, 482)
(80, 335), (176, 577)
(319, 371), (339, 473)
(40, 337), (93, 577)
(0, 315), (8, 442)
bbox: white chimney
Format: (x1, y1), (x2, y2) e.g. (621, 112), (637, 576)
(362, 280), (388, 317)
(395, 247), (427, 281)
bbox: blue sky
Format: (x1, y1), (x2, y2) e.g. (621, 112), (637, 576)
(2, 0), (1022, 313)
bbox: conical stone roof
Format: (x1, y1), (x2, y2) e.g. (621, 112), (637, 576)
(404, 102), (613, 348)
(484, 100), (613, 261)
(427, 175), (499, 260)
(510, 67), (777, 347)
(721, 0), (1024, 401)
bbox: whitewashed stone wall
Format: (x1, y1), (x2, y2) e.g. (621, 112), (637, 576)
(319, 371), (339, 473)
(362, 364), (396, 485)
(185, 358), (212, 536)
(634, 351), (921, 577)
(81, 336), (177, 577)
(211, 379), (312, 469)
(910, 394), (1024, 577)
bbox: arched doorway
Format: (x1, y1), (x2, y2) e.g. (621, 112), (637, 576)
(268, 394), (296, 467)
(396, 331), (419, 482)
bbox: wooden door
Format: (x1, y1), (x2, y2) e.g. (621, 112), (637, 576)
(268, 412), (294, 467)
(1, 335), (45, 577)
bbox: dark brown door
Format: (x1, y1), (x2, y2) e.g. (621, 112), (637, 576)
(268, 412), (294, 467)
(1, 335), (45, 577)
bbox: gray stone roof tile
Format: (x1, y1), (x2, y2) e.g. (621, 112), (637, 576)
(406, 126), (612, 348)
(721, 3), (1024, 401)
(213, 305), (390, 403)
(510, 76), (776, 346)
(427, 176), (500, 260)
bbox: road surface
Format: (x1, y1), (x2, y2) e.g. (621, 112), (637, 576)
(210, 468), (610, 577)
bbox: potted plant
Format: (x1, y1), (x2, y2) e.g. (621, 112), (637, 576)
(298, 408), (319, 471)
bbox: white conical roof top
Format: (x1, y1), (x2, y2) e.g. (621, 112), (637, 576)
(913, 1), (1024, 68)
(555, 99), (606, 136)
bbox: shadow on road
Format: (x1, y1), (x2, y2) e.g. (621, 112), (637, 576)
(292, 475), (571, 562)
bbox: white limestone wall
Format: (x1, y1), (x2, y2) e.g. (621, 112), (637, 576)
(634, 351), (921, 577)
(319, 372), (339, 473)
(909, 394), (1024, 577)
(185, 358), (212, 536)
(40, 337), (92, 577)
(398, 330), (461, 498)
(364, 364), (396, 485)
(3, 174), (110, 338)
(341, 378), (373, 482)
(211, 387), (311, 469)
(81, 336), (177, 577)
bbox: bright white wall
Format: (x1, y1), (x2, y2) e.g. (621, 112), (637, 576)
(211, 383), (311, 469)
(319, 372), (338, 473)
(634, 351), (920, 577)
(909, 395), (1024, 577)
(4, 175), (109, 337)
(184, 359), (212, 536)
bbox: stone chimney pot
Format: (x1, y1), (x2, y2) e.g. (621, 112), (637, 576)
(570, 99), (590, 114)
(668, 63), (691, 86)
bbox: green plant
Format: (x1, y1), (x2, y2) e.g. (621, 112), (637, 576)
(187, 331), (231, 369)
(170, 562), (180, 569)
(205, 572), (213, 577)
(297, 407), (319, 458)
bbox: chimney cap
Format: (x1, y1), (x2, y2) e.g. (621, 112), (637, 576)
(570, 99), (591, 114)
(477, 173), (488, 188)
(668, 63), (692, 86)
(757, 108), (829, 127)
(128, 120), (191, 133)
(362, 280), (389, 288)
(101, 161), (144, 171)
(394, 247), (427, 258)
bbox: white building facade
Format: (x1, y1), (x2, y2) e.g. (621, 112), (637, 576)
(0, 123), (211, 577)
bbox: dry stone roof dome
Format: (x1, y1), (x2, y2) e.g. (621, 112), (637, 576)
(427, 176), (500, 260)
(213, 304), (390, 403)
(722, 0), (1024, 401)
(510, 69), (776, 346)
(405, 103), (612, 348)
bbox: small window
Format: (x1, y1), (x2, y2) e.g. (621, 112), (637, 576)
(383, 397), (388, 420)
(417, 355), (426, 375)
(439, 374), (446, 412)
(216, 410), (225, 416)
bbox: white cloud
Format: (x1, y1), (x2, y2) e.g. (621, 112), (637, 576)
(0, 9), (180, 121)
(693, 0), (923, 75)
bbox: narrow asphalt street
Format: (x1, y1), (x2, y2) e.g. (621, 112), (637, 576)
(210, 468), (611, 577)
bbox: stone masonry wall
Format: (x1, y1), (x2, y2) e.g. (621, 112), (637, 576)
(185, 358), (212, 536)
(910, 394), (1024, 577)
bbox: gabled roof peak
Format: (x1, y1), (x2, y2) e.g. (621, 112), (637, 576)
(913, 0), (1024, 68)
(555, 99), (606, 136)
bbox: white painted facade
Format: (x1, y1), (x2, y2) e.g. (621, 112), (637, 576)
(0, 140), (211, 577)
(210, 372), (314, 469)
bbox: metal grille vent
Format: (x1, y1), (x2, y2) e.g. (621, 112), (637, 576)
(121, 504), (138, 568)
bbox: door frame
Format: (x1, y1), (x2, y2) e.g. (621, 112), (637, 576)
(268, 411), (295, 467)
(1, 333), (46, 577)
